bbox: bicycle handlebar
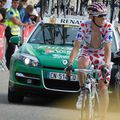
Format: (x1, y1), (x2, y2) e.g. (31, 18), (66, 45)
(74, 69), (101, 73)
(73, 68), (107, 84)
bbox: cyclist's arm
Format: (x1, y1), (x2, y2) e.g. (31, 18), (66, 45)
(104, 42), (111, 67)
(69, 40), (82, 65)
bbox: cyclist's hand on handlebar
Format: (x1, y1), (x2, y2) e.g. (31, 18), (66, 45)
(64, 65), (74, 76)
(101, 66), (109, 73)
(101, 65), (110, 84)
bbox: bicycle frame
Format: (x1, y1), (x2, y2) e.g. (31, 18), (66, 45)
(85, 75), (100, 119)
(74, 68), (100, 120)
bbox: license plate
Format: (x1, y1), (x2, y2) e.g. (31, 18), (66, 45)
(48, 72), (78, 81)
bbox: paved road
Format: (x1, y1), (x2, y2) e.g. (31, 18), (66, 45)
(0, 71), (120, 120)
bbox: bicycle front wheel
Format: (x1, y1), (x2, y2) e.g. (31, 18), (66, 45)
(80, 90), (91, 120)
(80, 90), (98, 120)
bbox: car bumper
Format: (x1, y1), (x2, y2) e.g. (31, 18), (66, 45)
(10, 61), (80, 93)
(9, 81), (78, 97)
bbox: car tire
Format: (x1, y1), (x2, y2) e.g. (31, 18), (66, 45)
(8, 88), (24, 103)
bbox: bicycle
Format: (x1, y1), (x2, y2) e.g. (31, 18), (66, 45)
(73, 65), (107, 120)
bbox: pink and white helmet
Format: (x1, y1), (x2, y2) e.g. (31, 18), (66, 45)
(87, 2), (107, 17)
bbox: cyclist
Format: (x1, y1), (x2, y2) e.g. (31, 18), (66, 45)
(65, 2), (113, 120)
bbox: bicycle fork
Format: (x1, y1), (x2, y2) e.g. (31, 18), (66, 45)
(86, 82), (93, 119)
(83, 79), (98, 120)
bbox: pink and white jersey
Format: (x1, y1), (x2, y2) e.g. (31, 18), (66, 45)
(75, 20), (113, 83)
(75, 20), (113, 57)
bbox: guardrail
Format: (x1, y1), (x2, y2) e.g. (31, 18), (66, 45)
(22, 24), (35, 43)
(0, 24), (35, 71)
(0, 24), (8, 71)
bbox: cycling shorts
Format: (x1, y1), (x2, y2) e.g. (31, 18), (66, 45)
(78, 53), (111, 84)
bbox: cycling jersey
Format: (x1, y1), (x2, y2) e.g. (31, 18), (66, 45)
(76, 20), (113, 83)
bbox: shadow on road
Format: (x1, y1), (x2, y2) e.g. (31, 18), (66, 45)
(0, 92), (78, 109)
(0, 91), (119, 113)
(23, 93), (78, 110)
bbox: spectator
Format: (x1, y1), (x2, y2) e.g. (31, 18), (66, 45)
(18, 0), (28, 12)
(0, 13), (3, 21)
(5, 0), (26, 69)
(30, 9), (40, 23)
(0, 8), (6, 23)
(116, 0), (120, 23)
(0, 0), (6, 9)
(20, 4), (33, 23)
(114, 0), (120, 23)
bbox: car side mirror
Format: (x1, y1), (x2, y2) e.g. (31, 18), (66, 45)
(9, 36), (22, 46)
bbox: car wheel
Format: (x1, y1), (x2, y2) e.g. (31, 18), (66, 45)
(8, 88), (24, 103)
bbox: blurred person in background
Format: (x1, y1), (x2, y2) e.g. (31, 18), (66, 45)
(115, 0), (120, 23)
(34, 0), (49, 18)
(30, 8), (40, 23)
(20, 4), (33, 23)
(0, 0), (6, 23)
(4, 0), (12, 9)
(18, 0), (28, 12)
(0, 8), (6, 23)
(5, 0), (26, 69)
(0, 0), (6, 9)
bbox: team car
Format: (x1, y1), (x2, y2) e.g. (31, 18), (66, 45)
(8, 16), (120, 103)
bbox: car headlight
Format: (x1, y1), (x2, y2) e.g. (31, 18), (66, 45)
(18, 53), (39, 67)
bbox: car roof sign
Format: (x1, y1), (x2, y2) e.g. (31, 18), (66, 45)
(43, 16), (89, 26)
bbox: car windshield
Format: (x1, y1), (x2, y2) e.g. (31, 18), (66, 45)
(111, 32), (117, 52)
(28, 23), (118, 52)
(28, 23), (77, 45)
(111, 29), (120, 52)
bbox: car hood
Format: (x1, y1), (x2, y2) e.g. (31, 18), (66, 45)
(19, 43), (78, 68)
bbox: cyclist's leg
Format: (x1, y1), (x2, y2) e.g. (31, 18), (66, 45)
(76, 54), (91, 109)
(78, 54), (92, 86)
(95, 58), (111, 120)
(98, 80), (109, 120)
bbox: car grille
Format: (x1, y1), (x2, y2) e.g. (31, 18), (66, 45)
(16, 72), (41, 86)
(43, 66), (64, 70)
(44, 78), (80, 92)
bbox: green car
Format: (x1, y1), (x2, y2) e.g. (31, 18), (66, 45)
(8, 16), (120, 103)
(8, 16), (84, 103)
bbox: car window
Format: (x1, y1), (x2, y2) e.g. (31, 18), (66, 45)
(28, 23), (119, 52)
(28, 23), (77, 45)
(111, 29), (120, 52)
(111, 32), (116, 52)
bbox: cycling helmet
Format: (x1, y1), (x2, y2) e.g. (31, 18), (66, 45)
(87, 2), (107, 17)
